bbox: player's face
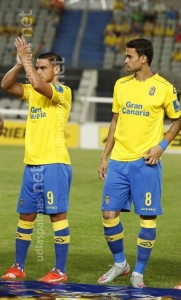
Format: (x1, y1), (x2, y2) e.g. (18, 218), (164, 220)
(124, 48), (145, 72)
(36, 59), (57, 82)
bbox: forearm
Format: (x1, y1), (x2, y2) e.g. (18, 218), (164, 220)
(101, 116), (117, 159)
(22, 55), (41, 87)
(1, 64), (23, 90)
(164, 117), (181, 143)
(102, 133), (115, 159)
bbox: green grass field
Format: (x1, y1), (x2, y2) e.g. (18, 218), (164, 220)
(0, 146), (180, 288)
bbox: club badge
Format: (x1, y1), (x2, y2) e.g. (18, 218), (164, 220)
(105, 195), (110, 205)
(19, 198), (24, 207)
(149, 86), (156, 96)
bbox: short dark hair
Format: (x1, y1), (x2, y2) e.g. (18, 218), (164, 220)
(37, 51), (63, 67)
(126, 38), (153, 65)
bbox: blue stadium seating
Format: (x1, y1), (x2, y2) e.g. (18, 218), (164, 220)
(53, 10), (112, 68)
(79, 11), (112, 68)
(53, 10), (83, 67)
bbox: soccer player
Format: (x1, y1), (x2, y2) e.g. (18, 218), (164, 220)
(0, 114), (4, 135)
(1, 36), (72, 284)
(98, 38), (181, 288)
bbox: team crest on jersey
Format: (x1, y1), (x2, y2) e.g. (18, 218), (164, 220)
(19, 198), (24, 207)
(53, 83), (63, 93)
(149, 86), (156, 96)
(173, 99), (180, 112)
(105, 195), (110, 205)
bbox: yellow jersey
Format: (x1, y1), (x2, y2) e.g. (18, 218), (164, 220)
(21, 83), (71, 165)
(111, 73), (181, 161)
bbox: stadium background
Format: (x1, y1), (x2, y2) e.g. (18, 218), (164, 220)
(0, 0), (181, 149)
(0, 0), (181, 298)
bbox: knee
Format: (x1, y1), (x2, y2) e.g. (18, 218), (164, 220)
(20, 213), (37, 222)
(140, 215), (157, 220)
(103, 211), (119, 220)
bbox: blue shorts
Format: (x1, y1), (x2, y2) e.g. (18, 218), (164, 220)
(17, 163), (72, 215)
(102, 158), (162, 216)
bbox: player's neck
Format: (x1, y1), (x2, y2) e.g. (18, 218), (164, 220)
(52, 75), (59, 84)
(50, 80), (59, 85)
(134, 69), (154, 82)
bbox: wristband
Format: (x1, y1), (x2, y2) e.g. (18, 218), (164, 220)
(159, 139), (169, 151)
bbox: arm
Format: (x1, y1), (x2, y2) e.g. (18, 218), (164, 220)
(15, 37), (53, 99)
(98, 113), (118, 181)
(144, 117), (181, 165)
(1, 55), (24, 98)
(0, 114), (4, 136)
(164, 117), (181, 142)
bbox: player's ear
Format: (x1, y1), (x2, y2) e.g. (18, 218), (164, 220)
(141, 55), (147, 64)
(54, 65), (60, 74)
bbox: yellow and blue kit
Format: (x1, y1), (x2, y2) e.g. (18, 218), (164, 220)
(17, 83), (72, 215)
(111, 73), (180, 161)
(102, 73), (180, 215)
(21, 82), (71, 165)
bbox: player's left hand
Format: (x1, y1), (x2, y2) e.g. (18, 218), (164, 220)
(144, 145), (163, 165)
(98, 157), (107, 181)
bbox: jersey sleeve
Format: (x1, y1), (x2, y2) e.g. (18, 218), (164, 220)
(112, 80), (120, 113)
(20, 84), (31, 101)
(50, 84), (71, 102)
(50, 83), (72, 118)
(164, 84), (181, 119)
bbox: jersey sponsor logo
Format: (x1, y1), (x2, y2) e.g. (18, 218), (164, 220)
(30, 107), (46, 119)
(122, 101), (150, 117)
(149, 86), (156, 96)
(53, 83), (64, 93)
(173, 99), (180, 112)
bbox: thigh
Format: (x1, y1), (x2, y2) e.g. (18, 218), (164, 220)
(102, 160), (131, 212)
(17, 165), (43, 213)
(43, 163), (72, 214)
(130, 158), (162, 216)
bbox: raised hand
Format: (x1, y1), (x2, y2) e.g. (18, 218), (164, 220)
(15, 36), (30, 63)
